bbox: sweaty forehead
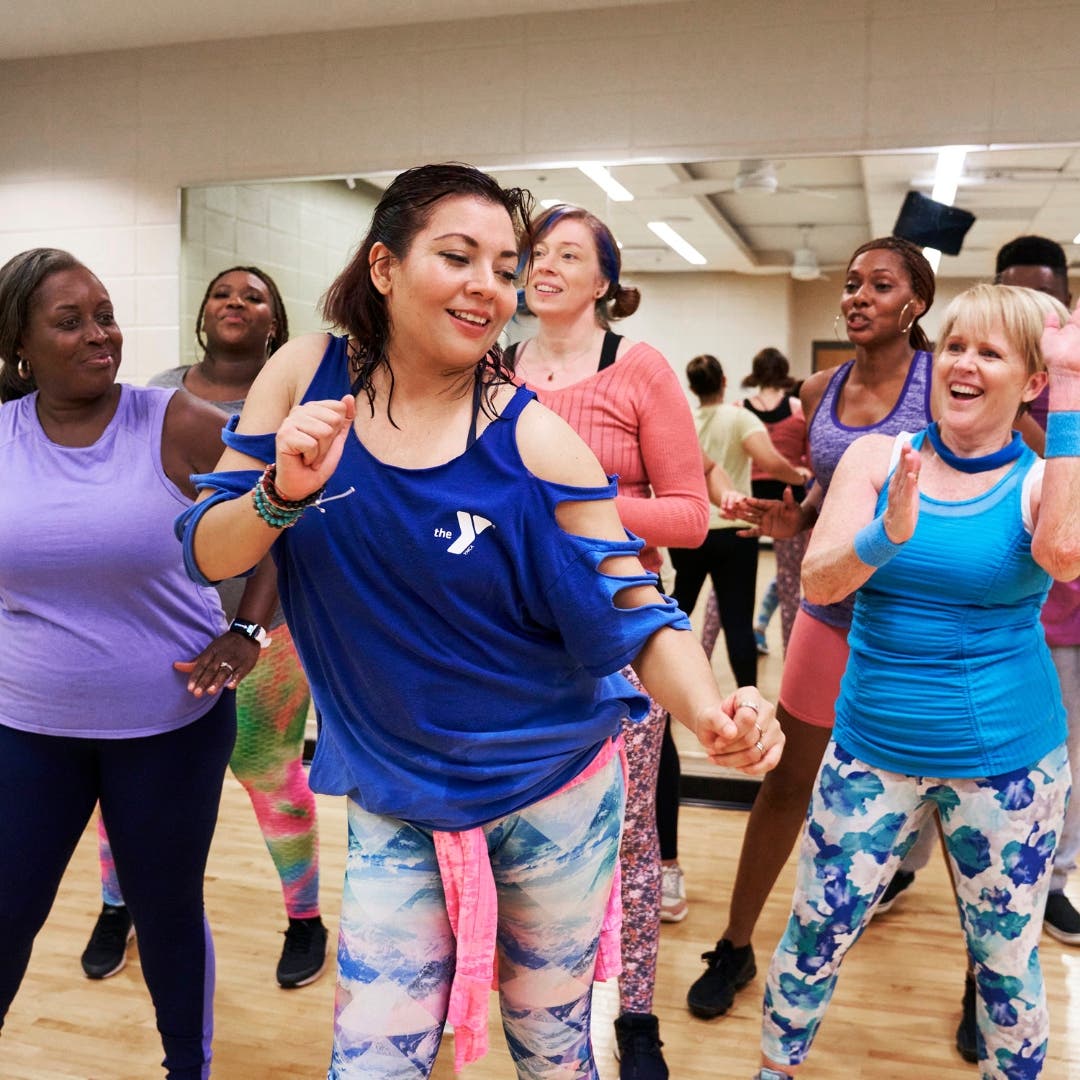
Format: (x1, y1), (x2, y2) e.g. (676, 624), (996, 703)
(848, 249), (907, 277)
(35, 266), (108, 309)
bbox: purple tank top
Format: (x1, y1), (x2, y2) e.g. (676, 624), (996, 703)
(803, 350), (933, 628)
(0, 385), (226, 737)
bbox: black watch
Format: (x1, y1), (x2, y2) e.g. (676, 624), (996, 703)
(229, 619), (271, 648)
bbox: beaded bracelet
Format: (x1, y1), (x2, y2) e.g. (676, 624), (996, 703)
(252, 464), (324, 529)
(1045, 410), (1080, 458)
(853, 515), (906, 568)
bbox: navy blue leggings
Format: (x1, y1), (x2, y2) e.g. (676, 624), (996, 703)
(0, 695), (235, 1079)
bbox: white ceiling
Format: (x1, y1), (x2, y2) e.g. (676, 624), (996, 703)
(0, 0), (677, 60)
(355, 147), (1080, 281)
(8, 1), (1080, 282)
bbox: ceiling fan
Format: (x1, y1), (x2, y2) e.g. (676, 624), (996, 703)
(657, 159), (842, 200)
(790, 227), (827, 281)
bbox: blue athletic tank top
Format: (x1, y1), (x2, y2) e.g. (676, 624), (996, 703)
(210, 336), (690, 830)
(834, 429), (1065, 777)
(803, 350), (933, 629)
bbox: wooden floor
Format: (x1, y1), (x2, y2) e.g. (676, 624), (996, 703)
(6, 554), (1079, 1078)
(4, 777), (1079, 1079)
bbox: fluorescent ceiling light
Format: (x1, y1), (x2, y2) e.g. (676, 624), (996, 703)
(647, 221), (707, 266)
(539, 198), (562, 209)
(1073, 230), (1080, 245)
(921, 146), (966, 274)
(931, 146), (967, 205)
(578, 164), (634, 202)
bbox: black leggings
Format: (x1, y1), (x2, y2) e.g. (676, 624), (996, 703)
(0, 695), (236, 1079)
(670, 527), (760, 688)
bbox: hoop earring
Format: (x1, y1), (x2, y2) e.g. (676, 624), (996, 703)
(16, 356), (30, 381)
(898, 300), (917, 336)
(833, 313), (845, 342)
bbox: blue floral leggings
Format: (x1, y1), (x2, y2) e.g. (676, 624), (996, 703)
(762, 740), (1070, 1079)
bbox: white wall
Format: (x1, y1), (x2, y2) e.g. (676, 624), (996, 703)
(180, 180), (378, 368)
(617, 272), (793, 393)
(3, 0), (1080, 380)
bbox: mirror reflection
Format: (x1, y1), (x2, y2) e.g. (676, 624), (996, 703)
(179, 146), (1080, 784)
(181, 145), (1080, 383)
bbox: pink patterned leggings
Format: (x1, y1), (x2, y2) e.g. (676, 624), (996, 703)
(98, 623), (320, 919)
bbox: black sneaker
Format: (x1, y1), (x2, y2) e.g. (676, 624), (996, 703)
(81, 903), (135, 979)
(875, 869), (915, 914)
(276, 915), (328, 988)
(956, 972), (978, 1063)
(1044, 891), (1080, 945)
(613, 1012), (668, 1079)
(686, 939), (756, 1019)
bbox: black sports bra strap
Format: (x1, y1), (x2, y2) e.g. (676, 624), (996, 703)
(598, 330), (623, 371)
(465, 371), (485, 450)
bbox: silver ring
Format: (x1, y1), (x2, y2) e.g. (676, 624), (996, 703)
(754, 739), (766, 758)
(754, 721), (765, 743)
(737, 699), (760, 714)
(218, 661), (235, 674)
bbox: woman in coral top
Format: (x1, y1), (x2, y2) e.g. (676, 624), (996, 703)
(507, 203), (713, 1079)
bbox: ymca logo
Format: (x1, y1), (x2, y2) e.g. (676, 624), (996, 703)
(434, 511), (493, 555)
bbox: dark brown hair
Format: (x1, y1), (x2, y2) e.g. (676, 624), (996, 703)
(847, 236), (936, 352)
(196, 265), (289, 358)
(322, 163), (532, 417)
(741, 346), (793, 390)
(0, 248), (84, 402)
(686, 353), (725, 399)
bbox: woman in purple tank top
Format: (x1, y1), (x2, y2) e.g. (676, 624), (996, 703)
(0, 249), (268, 1078)
(684, 237), (937, 1030)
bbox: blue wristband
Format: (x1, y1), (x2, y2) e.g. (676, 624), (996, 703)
(1045, 411), (1080, 458)
(853, 515), (905, 568)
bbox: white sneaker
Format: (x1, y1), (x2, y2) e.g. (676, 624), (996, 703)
(660, 864), (688, 923)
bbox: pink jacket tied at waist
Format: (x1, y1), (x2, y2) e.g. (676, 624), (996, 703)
(433, 737), (626, 1072)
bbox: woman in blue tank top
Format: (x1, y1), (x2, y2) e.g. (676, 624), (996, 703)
(179, 163), (785, 1080)
(753, 284), (1080, 1080)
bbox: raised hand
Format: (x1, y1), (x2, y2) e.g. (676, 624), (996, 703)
(1041, 303), (1080, 379)
(275, 394), (356, 501)
(882, 441), (921, 544)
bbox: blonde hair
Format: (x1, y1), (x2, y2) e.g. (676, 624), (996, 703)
(935, 282), (1070, 375)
